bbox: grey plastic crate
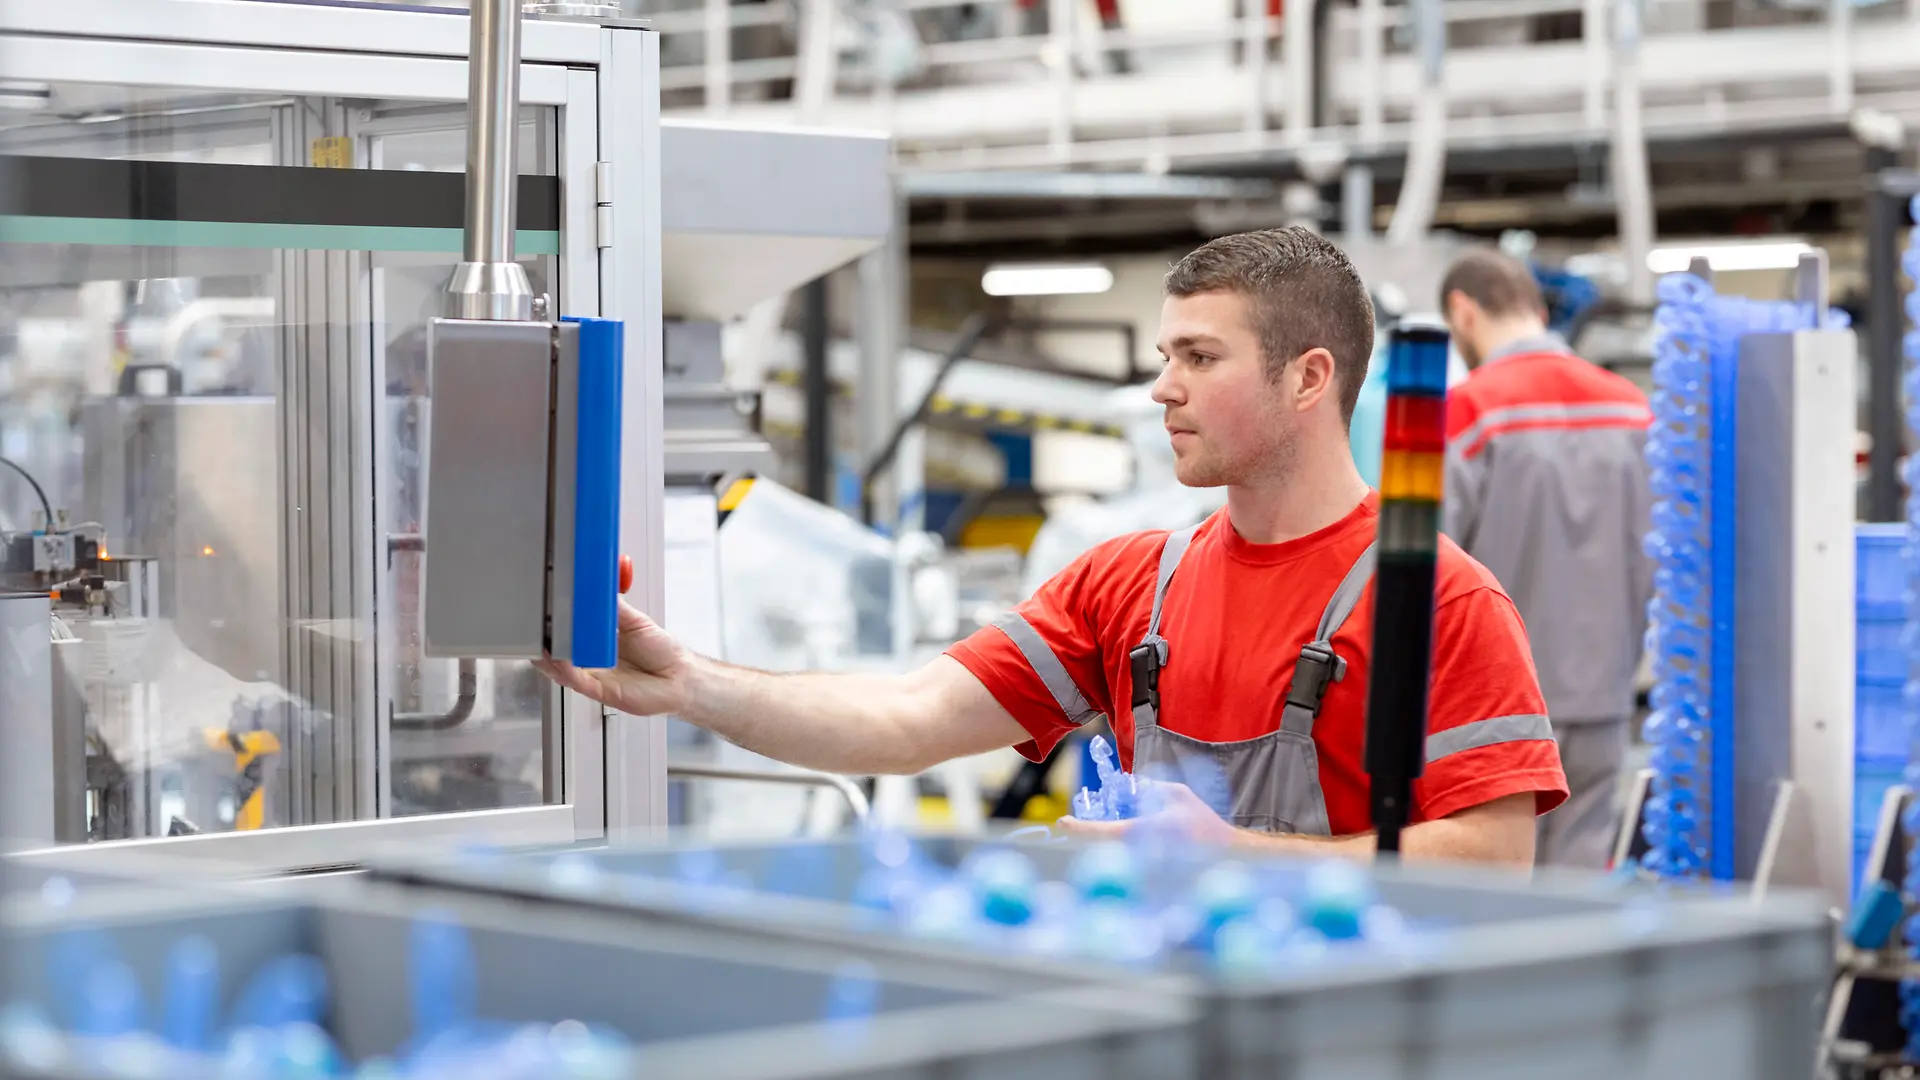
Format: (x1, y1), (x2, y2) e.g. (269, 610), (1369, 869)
(3, 848), (231, 897)
(372, 835), (1835, 1080)
(3, 879), (1197, 1080)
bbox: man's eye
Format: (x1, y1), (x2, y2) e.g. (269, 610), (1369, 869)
(1191, 353), (1216, 365)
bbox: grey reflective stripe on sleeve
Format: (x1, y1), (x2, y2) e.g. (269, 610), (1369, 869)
(1451, 401), (1653, 458)
(991, 612), (1102, 727)
(1424, 713), (1555, 763)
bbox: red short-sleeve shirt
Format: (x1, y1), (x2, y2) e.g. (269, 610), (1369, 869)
(947, 494), (1568, 834)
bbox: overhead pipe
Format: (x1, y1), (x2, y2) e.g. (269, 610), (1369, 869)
(445, 0), (534, 322)
(1609, 0), (1655, 304)
(1385, 0), (1446, 243)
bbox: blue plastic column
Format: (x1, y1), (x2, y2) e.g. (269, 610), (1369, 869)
(1707, 299), (1741, 881)
(563, 316), (624, 670)
(1897, 196), (1920, 1056)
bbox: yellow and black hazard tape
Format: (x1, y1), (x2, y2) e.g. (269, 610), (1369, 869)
(922, 395), (1122, 438)
(759, 370), (1122, 437)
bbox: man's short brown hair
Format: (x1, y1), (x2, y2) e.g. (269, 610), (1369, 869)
(1439, 249), (1546, 320)
(1163, 226), (1375, 425)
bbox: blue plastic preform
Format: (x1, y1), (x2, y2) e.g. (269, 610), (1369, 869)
(563, 316), (624, 670)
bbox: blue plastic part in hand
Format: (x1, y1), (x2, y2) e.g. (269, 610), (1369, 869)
(1088, 735), (1121, 791)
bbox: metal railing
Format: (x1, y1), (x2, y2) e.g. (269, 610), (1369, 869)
(666, 761), (872, 822)
(632, 0), (1913, 172)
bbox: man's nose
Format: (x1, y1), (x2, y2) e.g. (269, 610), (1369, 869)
(1150, 364), (1182, 405)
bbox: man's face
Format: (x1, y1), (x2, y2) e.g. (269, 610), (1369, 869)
(1151, 290), (1297, 488)
(1443, 291), (1485, 368)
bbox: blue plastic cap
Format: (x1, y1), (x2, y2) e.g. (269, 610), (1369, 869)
(562, 315), (625, 670)
(1385, 323), (1450, 396)
(1845, 880), (1905, 951)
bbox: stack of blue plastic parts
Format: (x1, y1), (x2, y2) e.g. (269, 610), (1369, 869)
(0, 883), (634, 1080)
(1857, 522), (1907, 890)
(837, 830), (1412, 977)
(1641, 272), (1849, 882)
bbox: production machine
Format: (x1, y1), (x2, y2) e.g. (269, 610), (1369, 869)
(1621, 252), (1860, 903)
(0, 0), (894, 868)
(652, 122), (892, 832)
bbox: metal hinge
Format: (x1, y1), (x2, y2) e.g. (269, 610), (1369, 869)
(594, 160), (613, 249)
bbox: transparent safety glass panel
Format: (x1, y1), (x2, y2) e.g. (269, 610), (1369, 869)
(368, 111), (560, 819)
(0, 84), (564, 844)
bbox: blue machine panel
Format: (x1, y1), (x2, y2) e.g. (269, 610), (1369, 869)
(564, 316), (624, 669)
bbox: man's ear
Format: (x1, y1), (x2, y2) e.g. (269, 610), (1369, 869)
(1292, 347), (1338, 412)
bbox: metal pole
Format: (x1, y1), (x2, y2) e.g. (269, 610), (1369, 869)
(1867, 154), (1904, 521)
(446, 0), (534, 322)
(1342, 163), (1374, 242)
(1611, 0), (1656, 304)
(802, 278), (832, 503)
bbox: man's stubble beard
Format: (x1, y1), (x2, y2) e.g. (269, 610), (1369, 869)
(1174, 414), (1300, 490)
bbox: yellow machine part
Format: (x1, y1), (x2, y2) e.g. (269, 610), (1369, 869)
(203, 729), (281, 832)
(957, 514), (1046, 553)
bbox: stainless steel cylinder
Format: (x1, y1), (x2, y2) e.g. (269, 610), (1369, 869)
(446, 0), (534, 321)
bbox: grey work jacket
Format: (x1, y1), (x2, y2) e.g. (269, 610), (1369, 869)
(1443, 332), (1654, 724)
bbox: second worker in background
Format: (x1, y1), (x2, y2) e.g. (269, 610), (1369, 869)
(1440, 250), (1654, 869)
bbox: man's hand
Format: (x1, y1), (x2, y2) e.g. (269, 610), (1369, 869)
(1058, 779), (1238, 845)
(535, 600), (690, 716)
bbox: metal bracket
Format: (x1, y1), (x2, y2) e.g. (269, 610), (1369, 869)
(665, 762), (871, 823)
(595, 159), (613, 249)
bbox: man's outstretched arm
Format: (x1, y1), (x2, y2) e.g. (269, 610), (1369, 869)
(539, 601), (1031, 776)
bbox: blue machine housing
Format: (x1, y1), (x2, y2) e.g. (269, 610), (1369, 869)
(562, 315), (624, 670)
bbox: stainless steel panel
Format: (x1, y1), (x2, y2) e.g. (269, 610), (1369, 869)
(548, 320), (580, 662)
(422, 317), (554, 658)
(658, 121), (891, 322)
(1734, 329), (1858, 904)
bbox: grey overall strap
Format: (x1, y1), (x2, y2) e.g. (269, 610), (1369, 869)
(1279, 542), (1377, 737)
(1128, 524), (1199, 733)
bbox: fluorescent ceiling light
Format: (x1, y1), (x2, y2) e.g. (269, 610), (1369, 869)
(981, 262), (1114, 297)
(1647, 240), (1813, 274)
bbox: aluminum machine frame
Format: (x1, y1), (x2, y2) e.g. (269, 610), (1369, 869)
(0, 0), (665, 872)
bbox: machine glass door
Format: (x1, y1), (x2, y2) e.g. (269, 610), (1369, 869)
(0, 56), (593, 862)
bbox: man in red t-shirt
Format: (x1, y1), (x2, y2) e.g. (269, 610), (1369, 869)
(542, 227), (1568, 866)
